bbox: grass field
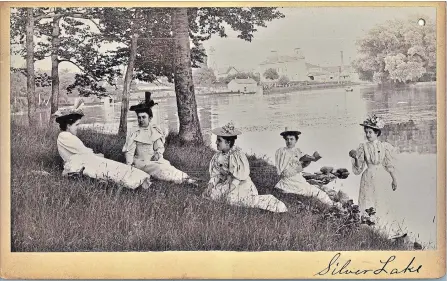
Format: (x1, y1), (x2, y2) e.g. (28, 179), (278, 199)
(10, 123), (408, 252)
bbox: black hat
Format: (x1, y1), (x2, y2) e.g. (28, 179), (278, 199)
(130, 92), (158, 112)
(280, 127), (301, 137)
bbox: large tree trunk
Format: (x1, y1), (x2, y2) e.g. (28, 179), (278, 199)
(172, 8), (203, 144)
(50, 13), (62, 122)
(118, 32), (139, 136)
(25, 8), (37, 127)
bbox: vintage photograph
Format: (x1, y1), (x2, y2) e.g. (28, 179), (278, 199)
(8, 5), (439, 254)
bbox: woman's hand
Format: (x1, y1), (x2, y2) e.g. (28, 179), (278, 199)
(202, 183), (214, 198)
(349, 149), (357, 159)
(301, 160), (311, 169)
(151, 153), (161, 161)
(392, 179), (398, 191)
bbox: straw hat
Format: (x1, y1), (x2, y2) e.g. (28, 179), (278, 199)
(130, 92), (158, 112)
(280, 127), (301, 137)
(360, 114), (385, 130)
(211, 122), (242, 136)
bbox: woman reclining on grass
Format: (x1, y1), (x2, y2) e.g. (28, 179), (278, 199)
(53, 100), (151, 190)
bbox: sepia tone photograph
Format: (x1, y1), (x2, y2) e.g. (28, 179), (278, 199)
(5, 2), (443, 259)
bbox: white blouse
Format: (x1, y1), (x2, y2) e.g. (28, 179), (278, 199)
(57, 131), (94, 162)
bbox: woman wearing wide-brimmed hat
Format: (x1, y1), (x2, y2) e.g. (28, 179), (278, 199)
(122, 92), (198, 185)
(349, 115), (403, 238)
(274, 127), (340, 208)
(53, 100), (151, 190)
(202, 122), (288, 213)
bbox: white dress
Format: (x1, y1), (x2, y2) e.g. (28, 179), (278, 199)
(207, 146), (288, 213)
(274, 147), (335, 206)
(352, 140), (402, 237)
(57, 131), (150, 190)
(122, 123), (191, 184)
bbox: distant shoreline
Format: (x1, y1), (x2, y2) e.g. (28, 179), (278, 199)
(10, 81), (436, 116)
(263, 82), (364, 95)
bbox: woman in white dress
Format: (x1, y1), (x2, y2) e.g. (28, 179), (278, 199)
(122, 92), (198, 185)
(274, 128), (341, 208)
(202, 122), (288, 213)
(349, 115), (404, 238)
(53, 100), (151, 190)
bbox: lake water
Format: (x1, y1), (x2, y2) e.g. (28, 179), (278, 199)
(15, 85), (438, 248)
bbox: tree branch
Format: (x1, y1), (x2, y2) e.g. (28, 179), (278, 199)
(58, 59), (101, 82)
(66, 15), (103, 32)
(34, 12), (56, 21)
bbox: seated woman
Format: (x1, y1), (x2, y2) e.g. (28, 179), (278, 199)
(53, 100), (151, 190)
(122, 92), (197, 185)
(275, 127), (341, 208)
(202, 122), (288, 213)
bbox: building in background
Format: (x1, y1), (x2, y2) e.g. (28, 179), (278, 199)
(227, 78), (258, 93)
(214, 66), (239, 80)
(259, 49), (360, 83)
(259, 48), (308, 82)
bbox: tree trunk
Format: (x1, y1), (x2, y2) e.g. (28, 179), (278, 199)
(25, 8), (37, 127)
(172, 8), (203, 144)
(118, 32), (139, 136)
(50, 14), (62, 123)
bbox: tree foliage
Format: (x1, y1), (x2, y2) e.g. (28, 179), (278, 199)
(193, 67), (217, 86)
(11, 8), (117, 98)
(92, 7), (284, 85)
(264, 68), (279, 80)
(220, 72), (260, 84)
(352, 15), (436, 84)
(278, 75), (290, 85)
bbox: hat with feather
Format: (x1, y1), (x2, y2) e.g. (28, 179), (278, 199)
(211, 122), (242, 137)
(360, 114), (385, 130)
(130, 92), (158, 112)
(52, 98), (85, 123)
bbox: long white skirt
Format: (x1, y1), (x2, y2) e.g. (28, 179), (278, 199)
(359, 165), (404, 238)
(133, 158), (190, 184)
(63, 154), (151, 190)
(209, 178), (288, 213)
(275, 172), (334, 206)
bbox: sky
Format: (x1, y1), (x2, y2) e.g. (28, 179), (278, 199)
(203, 7), (436, 71)
(10, 7), (436, 72)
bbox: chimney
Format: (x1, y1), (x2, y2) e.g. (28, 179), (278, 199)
(340, 51), (344, 71)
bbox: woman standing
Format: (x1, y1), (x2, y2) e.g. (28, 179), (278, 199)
(202, 122), (288, 213)
(349, 115), (403, 238)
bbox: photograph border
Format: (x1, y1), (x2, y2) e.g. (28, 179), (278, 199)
(0, 1), (445, 279)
